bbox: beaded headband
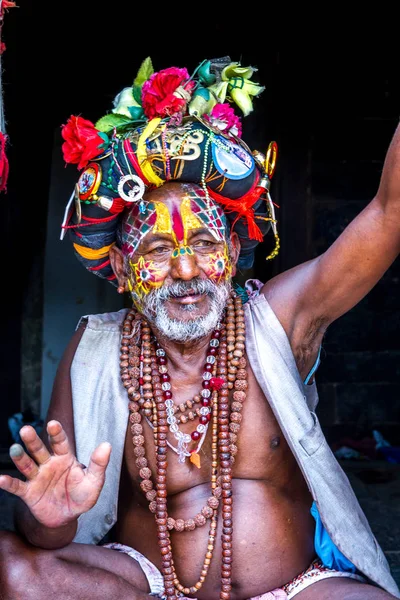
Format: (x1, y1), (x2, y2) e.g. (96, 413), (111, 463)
(60, 56), (279, 284)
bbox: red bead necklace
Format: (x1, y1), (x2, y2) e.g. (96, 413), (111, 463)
(119, 292), (247, 600)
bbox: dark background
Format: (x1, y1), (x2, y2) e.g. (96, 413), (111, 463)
(2, 4), (399, 446)
(1, 11), (400, 449)
(0, 0), (399, 586)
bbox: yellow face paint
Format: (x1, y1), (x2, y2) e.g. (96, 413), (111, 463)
(130, 256), (165, 301)
(202, 243), (232, 283)
(179, 195), (203, 245)
(153, 194), (207, 258)
(152, 202), (173, 236)
(122, 186), (227, 257)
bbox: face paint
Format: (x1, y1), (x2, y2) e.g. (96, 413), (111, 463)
(129, 256), (165, 306)
(202, 243), (233, 283)
(121, 184), (229, 258)
(182, 188), (227, 244)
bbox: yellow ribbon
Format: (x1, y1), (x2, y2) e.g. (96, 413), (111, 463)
(136, 118), (164, 187)
(73, 242), (113, 260)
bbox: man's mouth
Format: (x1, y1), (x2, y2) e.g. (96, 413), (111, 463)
(169, 292), (205, 305)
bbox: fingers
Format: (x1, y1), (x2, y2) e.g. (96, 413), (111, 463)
(19, 426), (51, 465)
(86, 443), (112, 480)
(8, 443), (40, 480)
(46, 420), (72, 456)
(0, 473), (27, 498)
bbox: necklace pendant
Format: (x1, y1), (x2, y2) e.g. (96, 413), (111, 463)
(190, 452), (201, 469)
(177, 436), (190, 463)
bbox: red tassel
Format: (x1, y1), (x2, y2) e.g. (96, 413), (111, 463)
(0, 132), (9, 193)
(108, 197), (127, 214)
(207, 174), (265, 242)
(210, 377), (225, 391)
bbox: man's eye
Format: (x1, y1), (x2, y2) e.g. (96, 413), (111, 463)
(149, 246), (171, 254)
(193, 240), (214, 247)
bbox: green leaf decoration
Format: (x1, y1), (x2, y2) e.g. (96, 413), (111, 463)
(197, 61), (216, 86)
(132, 84), (143, 106)
(97, 132), (110, 146)
(133, 56), (154, 88)
(128, 105), (144, 120)
(95, 113), (133, 133)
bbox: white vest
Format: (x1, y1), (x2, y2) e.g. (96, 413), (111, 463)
(70, 296), (399, 598)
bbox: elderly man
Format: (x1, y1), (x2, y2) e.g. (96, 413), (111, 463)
(0, 57), (399, 600)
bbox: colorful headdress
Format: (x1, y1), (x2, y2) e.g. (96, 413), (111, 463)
(60, 56), (279, 283)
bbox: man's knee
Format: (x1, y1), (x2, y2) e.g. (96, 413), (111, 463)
(0, 530), (55, 598)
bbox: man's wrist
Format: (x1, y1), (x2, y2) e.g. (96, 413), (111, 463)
(14, 501), (78, 549)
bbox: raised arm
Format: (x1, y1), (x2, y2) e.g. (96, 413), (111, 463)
(264, 122), (400, 354)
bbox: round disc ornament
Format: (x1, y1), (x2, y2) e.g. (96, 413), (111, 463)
(212, 137), (254, 180)
(117, 174), (146, 202)
(78, 163), (102, 200)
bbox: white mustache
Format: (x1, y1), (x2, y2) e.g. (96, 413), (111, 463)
(155, 279), (217, 301)
(140, 278), (231, 343)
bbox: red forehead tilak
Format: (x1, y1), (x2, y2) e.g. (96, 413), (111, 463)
(171, 204), (184, 243)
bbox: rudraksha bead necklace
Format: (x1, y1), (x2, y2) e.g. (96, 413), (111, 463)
(119, 292), (247, 600)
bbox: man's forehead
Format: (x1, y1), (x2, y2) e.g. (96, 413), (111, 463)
(121, 184), (228, 256)
(139, 227), (216, 247)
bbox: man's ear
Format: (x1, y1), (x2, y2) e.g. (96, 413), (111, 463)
(229, 232), (241, 276)
(109, 245), (129, 291)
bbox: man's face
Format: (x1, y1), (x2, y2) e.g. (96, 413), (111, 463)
(122, 183), (236, 341)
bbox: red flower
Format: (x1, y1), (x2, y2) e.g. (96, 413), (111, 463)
(0, 132), (9, 192)
(61, 116), (104, 170)
(141, 67), (196, 120)
(0, 0), (16, 17)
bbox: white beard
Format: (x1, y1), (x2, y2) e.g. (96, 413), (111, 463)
(140, 278), (231, 342)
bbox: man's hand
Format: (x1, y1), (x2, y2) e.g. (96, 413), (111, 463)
(0, 420), (111, 529)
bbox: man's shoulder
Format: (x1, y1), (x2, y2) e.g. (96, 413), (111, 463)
(76, 308), (130, 332)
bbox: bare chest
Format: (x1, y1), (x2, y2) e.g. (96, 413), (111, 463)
(121, 361), (305, 499)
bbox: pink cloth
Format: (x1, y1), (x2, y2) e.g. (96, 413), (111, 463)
(251, 590), (288, 599)
(104, 544), (366, 599)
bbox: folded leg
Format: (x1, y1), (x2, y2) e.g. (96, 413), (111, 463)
(0, 531), (151, 600)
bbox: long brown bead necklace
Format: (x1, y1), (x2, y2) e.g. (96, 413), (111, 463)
(119, 292), (248, 600)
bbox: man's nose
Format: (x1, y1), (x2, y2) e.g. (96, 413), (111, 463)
(170, 249), (201, 280)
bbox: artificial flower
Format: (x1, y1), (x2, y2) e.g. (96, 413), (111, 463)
(0, 0), (16, 16)
(188, 86), (218, 117)
(141, 67), (196, 120)
(196, 60), (217, 86)
(203, 103), (242, 137)
(206, 62), (265, 117)
(112, 87), (143, 119)
(61, 116), (106, 170)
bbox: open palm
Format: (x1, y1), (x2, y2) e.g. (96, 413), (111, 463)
(0, 420), (111, 529)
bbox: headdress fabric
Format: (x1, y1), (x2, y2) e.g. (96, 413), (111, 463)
(60, 56), (278, 283)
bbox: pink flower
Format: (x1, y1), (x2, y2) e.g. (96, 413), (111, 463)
(204, 103), (242, 137)
(141, 67), (196, 120)
(61, 116), (105, 170)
